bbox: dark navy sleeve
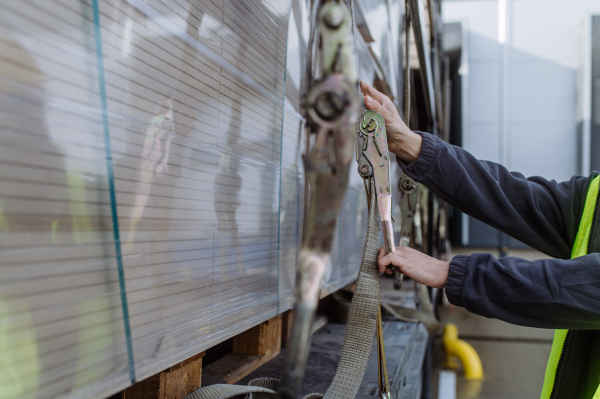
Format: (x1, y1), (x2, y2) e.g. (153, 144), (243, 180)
(397, 132), (595, 259)
(445, 253), (600, 330)
(396, 132), (600, 328)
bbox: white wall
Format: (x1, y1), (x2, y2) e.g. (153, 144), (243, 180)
(443, 0), (600, 183)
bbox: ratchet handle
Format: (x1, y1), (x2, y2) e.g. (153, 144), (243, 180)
(379, 195), (395, 271)
(388, 237), (410, 270)
(382, 215), (396, 271)
(382, 218), (395, 255)
(392, 237), (411, 288)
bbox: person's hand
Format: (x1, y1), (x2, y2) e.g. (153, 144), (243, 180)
(377, 246), (450, 288)
(360, 81), (422, 163)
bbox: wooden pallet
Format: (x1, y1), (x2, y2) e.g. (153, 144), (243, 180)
(202, 313), (284, 385)
(118, 352), (205, 399)
(116, 311), (298, 398)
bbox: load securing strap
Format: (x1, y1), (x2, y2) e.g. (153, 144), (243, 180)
(185, 181), (381, 399)
(185, 381), (278, 399)
(323, 178), (381, 399)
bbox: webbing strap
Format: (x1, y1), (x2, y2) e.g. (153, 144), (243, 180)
(185, 383), (276, 399)
(185, 378), (322, 399)
(185, 182), (381, 399)
(322, 180), (381, 399)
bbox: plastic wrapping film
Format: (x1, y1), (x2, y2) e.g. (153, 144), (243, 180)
(0, 0), (403, 399)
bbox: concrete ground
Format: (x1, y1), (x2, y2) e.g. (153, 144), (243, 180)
(431, 247), (555, 399)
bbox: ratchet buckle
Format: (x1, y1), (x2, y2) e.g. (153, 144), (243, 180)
(357, 110), (395, 257)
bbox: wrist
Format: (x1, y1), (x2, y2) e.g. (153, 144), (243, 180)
(390, 129), (422, 163)
(438, 261), (450, 288)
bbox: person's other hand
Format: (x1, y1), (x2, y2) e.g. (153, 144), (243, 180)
(377, 246), (450, 288)
(360, 81), (422, 163)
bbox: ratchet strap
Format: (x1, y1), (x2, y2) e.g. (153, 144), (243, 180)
(323, 179), (381, 399)
(184, 0), (431, 395)
(183, 181), (436, 399)
(184, 184), (381, 399)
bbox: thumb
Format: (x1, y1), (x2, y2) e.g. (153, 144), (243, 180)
(377, 251), (391, 273)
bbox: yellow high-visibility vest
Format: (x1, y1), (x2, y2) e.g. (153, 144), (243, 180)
(541, 175), (600, 399)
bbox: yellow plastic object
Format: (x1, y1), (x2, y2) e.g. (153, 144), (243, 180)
(443, 323), (485, 381)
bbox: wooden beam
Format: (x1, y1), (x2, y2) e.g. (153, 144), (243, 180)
(121, 352), (205, 399)
(281, 310), (294, 347)
(202, 353), (276, 385)
(232, 314), (281, 356)
(203, 314), (282, 385)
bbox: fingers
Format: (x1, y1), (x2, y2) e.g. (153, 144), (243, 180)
(361, 81), (398, 126)
(377, 246), (388, 273)
(377, 248), (406, 274)
(378, 253), (402, 274)
(360, 81), (387, 105)
(364, 95), (386, 115)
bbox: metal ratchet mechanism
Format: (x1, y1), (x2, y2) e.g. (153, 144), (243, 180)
(278, 2), (359, 399)
(357, 111), (395, 256)
(357, 110), (393, 399)
(398, 177), (435, 323)
(394, 175), (420, 290)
